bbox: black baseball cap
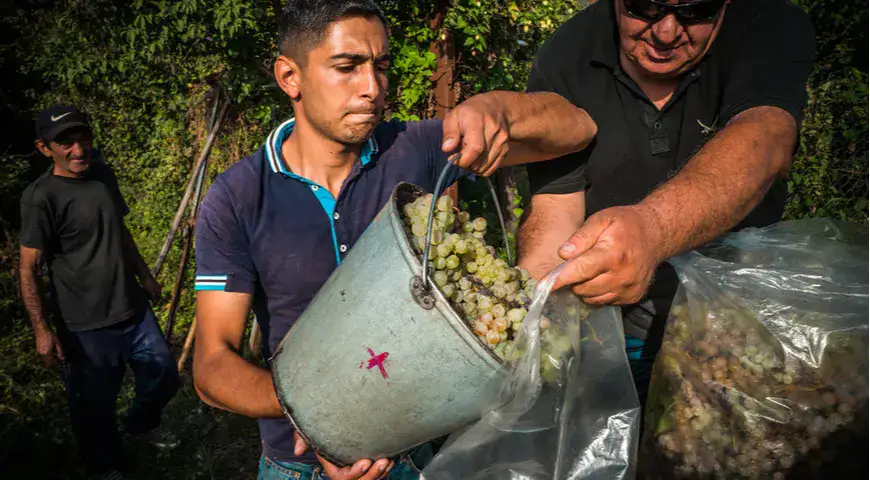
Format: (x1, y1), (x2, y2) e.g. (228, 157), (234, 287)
(35, 105), (90, 142)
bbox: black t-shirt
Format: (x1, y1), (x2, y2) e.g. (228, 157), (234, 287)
(525, 0), (815, 340)
(20, 160), (145, 331)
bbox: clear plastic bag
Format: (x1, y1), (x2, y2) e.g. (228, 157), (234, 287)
(421, 263), (642, 480)
(641, 219), (869, 479)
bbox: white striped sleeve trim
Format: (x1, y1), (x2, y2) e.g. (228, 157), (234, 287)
(195, 274), (228, 291)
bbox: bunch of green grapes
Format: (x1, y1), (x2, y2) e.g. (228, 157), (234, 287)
(402, 193), (540, 359)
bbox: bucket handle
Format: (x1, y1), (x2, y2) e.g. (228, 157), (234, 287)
(413, 155), (513, 306)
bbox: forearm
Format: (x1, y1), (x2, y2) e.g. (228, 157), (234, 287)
(494, 91), (597, 165)
(194, 346), (283, 418)
(20, 267), (50, 333)
(638, 107), (796, 262)
(121, 224), (153, 280)
(517, 192), (586, 279)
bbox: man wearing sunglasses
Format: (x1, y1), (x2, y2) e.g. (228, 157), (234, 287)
(518, 0), (815, 405)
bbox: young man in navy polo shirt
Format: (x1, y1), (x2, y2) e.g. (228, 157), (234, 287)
(191, 1), (597, 480)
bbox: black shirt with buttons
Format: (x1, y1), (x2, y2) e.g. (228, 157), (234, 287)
(525, 0), (815, 341)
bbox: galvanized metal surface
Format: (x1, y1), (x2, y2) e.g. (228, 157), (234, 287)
(272, 183), (509, 467)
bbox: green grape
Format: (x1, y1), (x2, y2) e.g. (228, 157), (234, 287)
(402, 194), (544, 352)
(518, 267), (531, 282)
(454, 239), (469, 254)
(430, 226), (444, 245)
(492, 317), (508, 333)
(436, 195), (453, 212)
(474, 320), (489, 336)
(446, 255), (460, 270)
(411, 222), (426, 237)
(477, 295), (493, 311)
(403, 203), (416, 218)
(415, 204), (429, 218)
(437, 211), (455, 227)
(413, 237), (426, 252)
(507, 308), (526, 323)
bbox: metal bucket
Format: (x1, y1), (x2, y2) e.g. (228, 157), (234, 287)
(271, 181), (510, 466)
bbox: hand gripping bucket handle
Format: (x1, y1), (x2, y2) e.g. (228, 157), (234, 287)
(410, 155), (513, 309)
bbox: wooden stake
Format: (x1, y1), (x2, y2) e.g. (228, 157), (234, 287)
(177, 318), (196, 372)
(163, 224), (193, 340)
(152, 100), (230, 278)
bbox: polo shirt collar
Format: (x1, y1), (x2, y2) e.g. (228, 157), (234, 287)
(589, 0), (620, 70)
(264, 117), (380, 176)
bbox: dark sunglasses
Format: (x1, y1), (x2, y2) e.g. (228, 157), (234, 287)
(624, 0), (727, 25)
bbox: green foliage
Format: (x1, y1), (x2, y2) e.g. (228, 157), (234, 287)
(787, 0), (868, 223)
(445, 0), (584, 95)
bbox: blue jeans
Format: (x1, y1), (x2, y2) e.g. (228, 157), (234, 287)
(58, 305), (179, 472)
(258, 457), (422, 480)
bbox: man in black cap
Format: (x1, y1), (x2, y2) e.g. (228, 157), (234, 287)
(19, 106), (180, 479)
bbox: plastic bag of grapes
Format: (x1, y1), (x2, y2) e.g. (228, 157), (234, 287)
(420, 261), (642, 480)
(640, 219), (869, 480)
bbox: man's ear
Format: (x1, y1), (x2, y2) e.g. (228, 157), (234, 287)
(275, 54), (303, 102)
(35, 139), (52, 158)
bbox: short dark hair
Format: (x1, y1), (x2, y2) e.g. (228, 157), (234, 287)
(278, 0), (388, 65)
